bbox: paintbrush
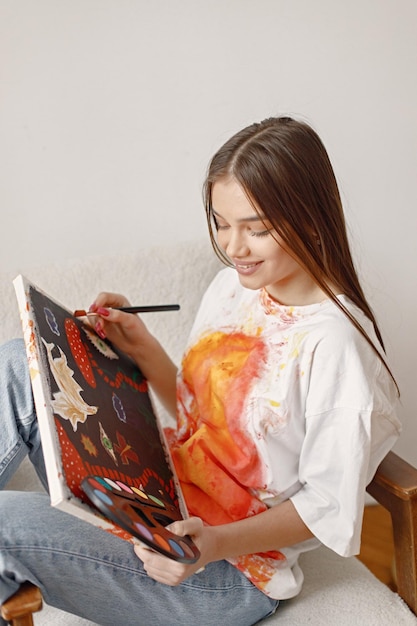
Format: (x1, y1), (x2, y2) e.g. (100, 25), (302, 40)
(73, 304), (180, 317)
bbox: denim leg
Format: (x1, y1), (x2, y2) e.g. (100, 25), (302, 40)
(0, 338), (48, 490)
(0, 492), (278, 626)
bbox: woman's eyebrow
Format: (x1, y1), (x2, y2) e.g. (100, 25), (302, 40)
(212, 209), (265, 223)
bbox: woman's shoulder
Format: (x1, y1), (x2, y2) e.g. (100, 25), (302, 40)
(306, 295), (375, 343)
(299, 296), (391, 385)
(305, 298), (399, 416)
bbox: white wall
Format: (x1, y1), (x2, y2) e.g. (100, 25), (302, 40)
(1, 0), (416, 464)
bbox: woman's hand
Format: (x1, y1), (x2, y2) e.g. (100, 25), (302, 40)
(88, 291), (179, 417)
(134, 501), (315, 587)
(134, 517), (214, 586)
(88, 292), (152, 359)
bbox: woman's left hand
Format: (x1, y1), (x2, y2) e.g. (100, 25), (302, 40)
(134, 517), (212, 586)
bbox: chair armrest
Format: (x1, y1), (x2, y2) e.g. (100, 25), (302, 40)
(367, 450), (417, 614)
(0, 581), (42, 625)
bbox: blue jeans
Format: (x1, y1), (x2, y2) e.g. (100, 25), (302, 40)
(0, 339), (279, 625)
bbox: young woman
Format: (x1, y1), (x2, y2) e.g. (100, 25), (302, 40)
(0, 116), (401, 625)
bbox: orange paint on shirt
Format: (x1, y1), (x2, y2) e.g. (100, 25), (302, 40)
(231, 550), (286, 590)
(171, 330), (269, 525)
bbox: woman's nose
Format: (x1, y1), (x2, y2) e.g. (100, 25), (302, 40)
(225, 229), (250, 258)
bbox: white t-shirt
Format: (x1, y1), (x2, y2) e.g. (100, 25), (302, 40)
(168, 268), (401, 599)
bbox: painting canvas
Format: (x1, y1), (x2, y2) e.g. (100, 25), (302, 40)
(13, 275), (199, 564)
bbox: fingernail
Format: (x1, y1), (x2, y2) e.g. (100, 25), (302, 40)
(89, 303), (98, 313)
(95, 323), (106, 339)
(97, 307), (110, 317)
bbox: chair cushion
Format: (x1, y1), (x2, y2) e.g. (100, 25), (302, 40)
(266, 546), (416, 625)
(29, 546), (416, 625)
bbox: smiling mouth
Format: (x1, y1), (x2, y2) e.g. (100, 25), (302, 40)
(234, 261), (263, 275)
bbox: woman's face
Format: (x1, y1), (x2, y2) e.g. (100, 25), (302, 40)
(211, 177), (323, 305)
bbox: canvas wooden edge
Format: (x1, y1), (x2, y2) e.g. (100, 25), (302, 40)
(13, 274), (71, 508)
(155, 417), (190, 519)
(54, 497), (134, 537)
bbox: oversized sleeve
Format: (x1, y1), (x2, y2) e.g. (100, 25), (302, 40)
(289, 329), (401, 557)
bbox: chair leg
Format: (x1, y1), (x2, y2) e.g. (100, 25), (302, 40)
(1, 582), (42, 626)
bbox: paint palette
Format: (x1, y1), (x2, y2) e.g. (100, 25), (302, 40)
(81, 475), (200, 564)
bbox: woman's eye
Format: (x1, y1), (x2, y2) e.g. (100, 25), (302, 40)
(250, 229), (271, 238)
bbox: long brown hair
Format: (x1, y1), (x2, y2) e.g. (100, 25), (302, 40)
(203, 116), (398, 393)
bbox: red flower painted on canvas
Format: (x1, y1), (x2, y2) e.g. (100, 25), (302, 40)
(114, 431), (140, 465)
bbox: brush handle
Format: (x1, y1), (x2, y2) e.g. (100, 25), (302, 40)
(116, 305), (180, 313)
(74, 304), (180, 318)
